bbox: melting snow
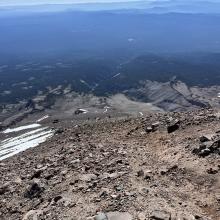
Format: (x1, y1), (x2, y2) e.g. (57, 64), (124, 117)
(139, 112), (144, 116)
(36, 115), (49, 122)
(3, 124), (41, 134)
(79, 109), (88, 114)
(0, 125), (54, 161)
(103, 106), (110, 113)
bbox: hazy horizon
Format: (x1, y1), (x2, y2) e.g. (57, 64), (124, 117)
(1, 0), (220, 15)
(0, 0), (149, 7)
(2, 0), (220, 7)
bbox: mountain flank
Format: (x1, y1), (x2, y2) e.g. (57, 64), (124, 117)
(0, 108), (220, 219)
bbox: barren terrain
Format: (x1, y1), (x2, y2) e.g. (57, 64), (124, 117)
(0, 108), (220, 219)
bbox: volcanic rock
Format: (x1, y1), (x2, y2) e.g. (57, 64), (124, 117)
(167, 120), (180, 133)
(24, 180), (44, 199)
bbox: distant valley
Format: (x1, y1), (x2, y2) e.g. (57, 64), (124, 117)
(1, 53), (220, 129)
(1, 9), (220, 126)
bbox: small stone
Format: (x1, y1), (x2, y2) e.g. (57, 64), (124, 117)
(141, 187), (149, 194)
(22, 209), (43, 220)
(0, 183), (10, 195)
(125, 191), (135, 196)
(108, 172), (120, 179)
(24, 180), (44, 199)
(167, 120), (180, 133)
(61, 170), (68, 176)
(150, 210), (171, 220)
(215, 193), (220, 202)
(54, 195), (62, 203)
(115, 185), (124, 191)
(145, 127), (153, 133)
(99, 188), (110, 197)
(107, 212), (132, 220)
(152, 122), (160, 128)
(171, 212), (195, 220)
(194, 214), (202, 219)
(137, 169), (152, 179)
(160, 169), (169, 175)
(95, 212), (108, 220)
(100, 172), (122, 180)
(31, 169), (43, 179)
(70, 159), (80, 164)
(14, 177), (22, 185)
(95, 198), (101, 202)
(199, 148), (211, 157)
(207, 167), (218, 174)
(111, 194), (119, 199)
(77, 184), (87, 191)
(137, 170), (144, 177)
(53, 119), (59, 124)
(0, 163), (6, 167)
(68, 149), (75, 154)
(79, 174), (97, 182)
(55, 128), (64, 134)
(36, 164), (44, 169)
(138, 213), (146, 220)
(152, 122), (160, 131)
(192, 143), (212, 157)
(200, 135), (213, 142)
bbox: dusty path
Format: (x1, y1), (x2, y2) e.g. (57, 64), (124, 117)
(0, 109), (220, 219)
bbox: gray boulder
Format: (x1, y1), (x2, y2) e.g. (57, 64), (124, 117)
(94, 212), (132, 220)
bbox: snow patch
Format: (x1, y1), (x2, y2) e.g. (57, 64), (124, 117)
(139, 112), (144, 116)
(2, 124), (41, 134)
(36, 115), (49, 122)
(103, 106), (110, 113)
(0, 127), (54, 161)
(79, 109), (88, 114)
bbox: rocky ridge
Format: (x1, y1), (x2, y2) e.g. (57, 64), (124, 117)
(0, 108), (220, 219)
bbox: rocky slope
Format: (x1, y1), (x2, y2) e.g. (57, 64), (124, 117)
(0, 108), (220, 219)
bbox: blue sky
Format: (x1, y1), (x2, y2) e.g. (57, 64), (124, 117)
(0, 0), (150, 6)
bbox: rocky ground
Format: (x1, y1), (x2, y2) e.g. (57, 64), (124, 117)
(0, 108), (220, 220)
